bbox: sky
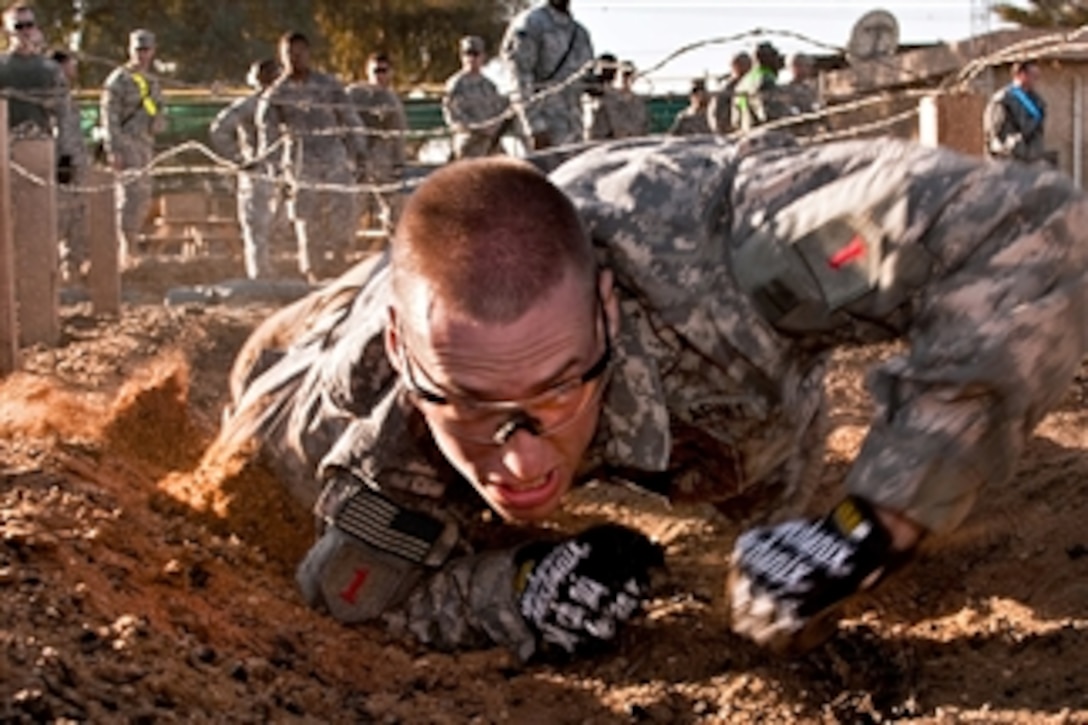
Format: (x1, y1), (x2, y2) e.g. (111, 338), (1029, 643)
(562, 1), (1008, 92)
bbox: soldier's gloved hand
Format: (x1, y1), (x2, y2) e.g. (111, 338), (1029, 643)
(728, 496), (896, 654)
(514, 524), (664, 657)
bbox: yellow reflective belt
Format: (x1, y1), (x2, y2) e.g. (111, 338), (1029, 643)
(131, 72), (158, 117)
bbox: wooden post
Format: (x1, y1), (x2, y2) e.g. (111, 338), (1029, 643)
(12, 138), (59, 347)
(918, 93), (988, 156)
(0, 101), (18, 375)
(86, 167), (121, 314)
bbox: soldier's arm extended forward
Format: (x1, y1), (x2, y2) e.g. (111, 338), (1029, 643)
(730, 136), (1087, 534)
(726, 136), (1088, 649)
(334, 81), (369, 172)
(208, 96), (249, 164)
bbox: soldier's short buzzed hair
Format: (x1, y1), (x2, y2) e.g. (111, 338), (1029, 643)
(2, 3), (31, 26)
(1012, 59), (1038, 76)
(391, 158), (595, 324)
(280, 31), (308, 47)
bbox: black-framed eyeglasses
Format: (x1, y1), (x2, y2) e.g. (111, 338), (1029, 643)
(372, 66), (390, 74)
(398, 299), (613, 446)
(13, 20), (35, 31)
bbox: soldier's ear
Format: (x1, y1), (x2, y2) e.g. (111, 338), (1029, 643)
(384, 305), (403, 374)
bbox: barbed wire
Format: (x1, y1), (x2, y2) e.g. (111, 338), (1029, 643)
(3, 24), (1081, 198)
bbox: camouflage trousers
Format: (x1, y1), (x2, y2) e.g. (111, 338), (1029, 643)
(114, 141), (153, 264)
(288, 165), (359, 281)
(453, 130), (498, 159)
(519, 89), (583, 148)
(57, 173), (88, 283)
(238, 173), (278, 280)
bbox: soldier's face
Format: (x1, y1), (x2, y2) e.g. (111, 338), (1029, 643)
(389, 268), (615, 522)
(1018, 65), (1040, 91)
(549, 0), (571, 13)
(5, 9), (36, 51)
(282, 39), (310, 74)
(462, 49), (483, 72)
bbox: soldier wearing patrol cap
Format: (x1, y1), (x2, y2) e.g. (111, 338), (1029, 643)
(667, 77), (712, 136)
(101, 28), (165, 265)
(442, 35), (510, 159)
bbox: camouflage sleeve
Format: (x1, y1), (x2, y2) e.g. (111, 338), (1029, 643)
(255, 91), (282, 171)
(731, 139), (1088, 534)
(53, 72), (86, 169)
(100, 69), (124, 155)
(208, 97), (246, 163)
(333, 81), (369, 169)
(442, 80), (467, 131)
(297, 469), (538, 661)
(708, 90), (731, 134)
(584, 96), (611, 141)
(843, 165), (1088, 534)
(501, 21), (541, 136)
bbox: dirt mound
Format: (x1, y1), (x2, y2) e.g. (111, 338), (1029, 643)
(1, 302), (1087, 723)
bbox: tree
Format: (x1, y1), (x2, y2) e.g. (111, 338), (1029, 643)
(314, 0), (528, 87)
(993, 0), (1088, 28)
(26, 0), (527, 90)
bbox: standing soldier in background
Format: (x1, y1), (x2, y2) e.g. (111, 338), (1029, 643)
(708, 51), (752, 135)
(51, 49), (90, 284)
(502, 0), (594, 150)
(209, 58), (280, 280)
(732, 41), (788, 133)
(258, 32), (367, 282)
(614, 61), (648, 137)
(0, 4), (70, 137)
(348, 52), (407, 233)
(984, 59), (1048, 165)
(443, 35), (510, 160)
(668, 78), (712, 136)
(584, 54), (646, 141)
(101, 29), (164, 266)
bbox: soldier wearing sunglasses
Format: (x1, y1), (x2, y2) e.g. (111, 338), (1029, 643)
(222, 132), (1088, 662)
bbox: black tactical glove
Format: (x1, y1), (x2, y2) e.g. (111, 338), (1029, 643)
(728, 496), (895, 654)
(514, 524), (664, 657)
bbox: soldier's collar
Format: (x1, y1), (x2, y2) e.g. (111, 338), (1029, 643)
(589, 300), (671, 474)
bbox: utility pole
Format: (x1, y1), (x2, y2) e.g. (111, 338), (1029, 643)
(971, 0), (995, 94)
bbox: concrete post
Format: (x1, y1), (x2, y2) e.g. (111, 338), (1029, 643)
(11, 138), (58, 347)
(0, 102), (18, 375)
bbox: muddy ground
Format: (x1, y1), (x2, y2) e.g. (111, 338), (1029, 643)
(1, 256), (1086, 724)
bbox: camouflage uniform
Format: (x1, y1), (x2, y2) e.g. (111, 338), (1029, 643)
(584, 86), (647, 141)
(221, 134), (1088, 659)
(443, 69), (510, 159)
(210, 92), (279, 279)
(56, 84), (89, 281)
(668, 105), (711, 136)
(101, 63), (164, 261)
(985, 83), (1047, 164)
(732, 67), (790, 133)
(347, 83), (407, 231)
(501, 0), (594, 147)
(708, 76), (740, 135)
(258, 72), (367, 279)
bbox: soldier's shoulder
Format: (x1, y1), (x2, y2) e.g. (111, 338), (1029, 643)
(103, 65), (131, 88)
(445, 70), (470, 93)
